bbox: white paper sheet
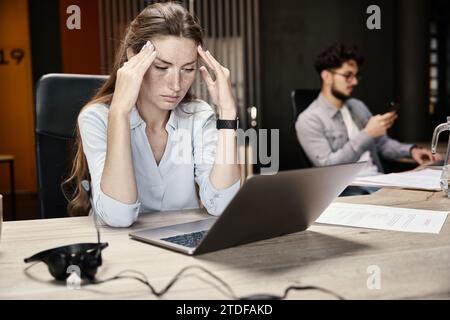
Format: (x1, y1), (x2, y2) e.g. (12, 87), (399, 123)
(316, 202), (448, 234)
(351, 168), (442, 191)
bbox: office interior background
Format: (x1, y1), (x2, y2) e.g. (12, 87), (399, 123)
(1, 0), (450, 221)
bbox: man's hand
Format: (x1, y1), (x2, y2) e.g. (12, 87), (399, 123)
(363, 112), (398, 138)
(411, 147), (443, 165)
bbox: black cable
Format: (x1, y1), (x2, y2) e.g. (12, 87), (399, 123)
(24, 260), (345, 300)
(281, 285), (345, 300)
(89, 265), (238, 299)
(87, 265), (345, 300)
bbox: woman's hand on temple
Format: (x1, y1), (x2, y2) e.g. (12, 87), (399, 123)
(110, 41), (157, 116)
(197, 46), (237, 120)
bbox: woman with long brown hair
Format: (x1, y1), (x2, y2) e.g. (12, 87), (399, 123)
(64, 2), (240, 227)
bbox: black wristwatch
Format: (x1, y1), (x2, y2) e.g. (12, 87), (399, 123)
(217, 118), (239, 130)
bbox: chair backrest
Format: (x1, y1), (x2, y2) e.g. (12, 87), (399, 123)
(35, 74), (108, 219)
(291, 89), (319, 120)
(290, 89), (320, 169)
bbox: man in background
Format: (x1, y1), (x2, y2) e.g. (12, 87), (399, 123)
(295, 43), (439, 181)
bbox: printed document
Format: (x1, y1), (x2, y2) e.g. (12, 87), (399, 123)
(316, 202), (448, 234)
(351, 168), (441, 191)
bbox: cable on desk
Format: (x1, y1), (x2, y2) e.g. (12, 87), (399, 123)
(24, 262), (345, 300)
(89, 265), (238, 299)
(89, 265), (345, 300)
(281, 285), (345, 300)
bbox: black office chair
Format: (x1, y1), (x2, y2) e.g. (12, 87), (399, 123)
(35, 74), (108, 219)
(290, 89), (319, 169)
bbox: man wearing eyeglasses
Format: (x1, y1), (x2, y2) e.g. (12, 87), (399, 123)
(295, 43), (439, 187)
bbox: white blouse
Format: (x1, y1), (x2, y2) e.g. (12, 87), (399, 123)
(78, 99), (240, 227)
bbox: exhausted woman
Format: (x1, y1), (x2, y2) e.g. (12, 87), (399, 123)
(64, 2), (240, 227)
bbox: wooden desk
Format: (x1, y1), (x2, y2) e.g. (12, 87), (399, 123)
(1, 188), (450, 300)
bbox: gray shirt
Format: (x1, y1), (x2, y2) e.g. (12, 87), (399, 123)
(79, 100), (240, 227)
(295, 94), (413, 171)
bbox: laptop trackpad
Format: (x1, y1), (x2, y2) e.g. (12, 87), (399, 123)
(169, 218), (217, 233)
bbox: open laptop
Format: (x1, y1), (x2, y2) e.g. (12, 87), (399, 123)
(129, 162), (365, 255)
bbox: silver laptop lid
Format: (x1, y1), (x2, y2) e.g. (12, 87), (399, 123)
(130, 162), (365, 255)
(193, 162), (366, 254)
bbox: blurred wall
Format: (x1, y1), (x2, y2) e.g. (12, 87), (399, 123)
(0, 0), (36, 193)
(0, 0), (102, 194)
(394, 0), (431, 142)
(259, 0), (398, 170)
(29, 0), (62, 86)
(59, 0), (101, 74)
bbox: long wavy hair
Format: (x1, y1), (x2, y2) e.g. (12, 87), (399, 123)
(63, 2), (204, 216)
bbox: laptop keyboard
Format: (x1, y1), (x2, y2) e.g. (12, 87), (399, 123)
(161, 230), (208, 248)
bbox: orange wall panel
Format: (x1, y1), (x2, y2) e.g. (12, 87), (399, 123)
(0, 0), (36, 193)
(59, 0), (101, 74)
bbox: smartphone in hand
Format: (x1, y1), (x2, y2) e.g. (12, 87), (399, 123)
(388, 101), (400, 114)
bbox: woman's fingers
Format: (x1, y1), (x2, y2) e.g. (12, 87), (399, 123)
(122, 42), (156, 78)
(197, 46), (235, 109)
(138, 49), (157, 73)
(135, 42), (155, 67)
(200, 66), (219, 105)
(205, 49), (223, 71)
(124, 45), (145, 68)
(197, 46), (215, 71)
(204, 50), (232, 85)
(199, 66), (214, 87)
(197, 46), (227, 79)
(126, 41), (154, 69)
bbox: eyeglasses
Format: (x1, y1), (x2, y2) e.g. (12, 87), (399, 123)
(328, 70), (363, 82)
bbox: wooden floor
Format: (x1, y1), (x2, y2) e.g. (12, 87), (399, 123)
(1, 193), (39, 221)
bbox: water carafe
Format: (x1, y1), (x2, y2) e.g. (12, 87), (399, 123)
(431, 116), (450, 197)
